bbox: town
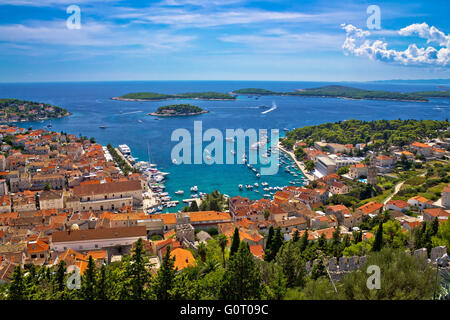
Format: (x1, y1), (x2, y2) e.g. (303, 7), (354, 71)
(0, 119), (448, 300)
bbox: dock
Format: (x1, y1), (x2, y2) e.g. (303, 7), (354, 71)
(278, 142), (315, 181)
(115, 147), (133, 168)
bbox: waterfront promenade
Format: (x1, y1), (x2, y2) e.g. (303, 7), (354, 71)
(278, 142), (315, 181)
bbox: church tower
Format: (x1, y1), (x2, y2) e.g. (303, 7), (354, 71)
(367, 153), (377, 186)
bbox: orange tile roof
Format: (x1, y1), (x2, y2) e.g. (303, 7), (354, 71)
(409, 195), (432, 204)
(249, 244), (264, 260)
(411, 141), (431, 148)
(170, 248), (196, 271)
(357, 201), (383, 215)
(190, 211), (231, 222)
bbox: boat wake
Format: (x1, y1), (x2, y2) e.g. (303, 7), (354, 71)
(261, 101), (277, 114)
(119, 110), (143, 115)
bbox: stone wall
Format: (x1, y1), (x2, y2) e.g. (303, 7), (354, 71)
(305, 246), (448, 282)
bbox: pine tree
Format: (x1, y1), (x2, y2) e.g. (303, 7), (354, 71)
(269, 227), (284, 260)
(219, 242), (262, 300)
(129, 238), (150, 299)
(8, 266), (25, 300)
(372, 221), (383, 252)
(299, 229), (309, 252)
(81, 256), (96, 300)
(153, 247), (177, 300)
(264, 226), (274, 261)
(190, 200), (199, 212)
(53, 260), (67, 299)
(431, 217), (439, 236)
(96, 264), (109, 300)
(292, 229), (300, 242)
(230, 228), (240, 257)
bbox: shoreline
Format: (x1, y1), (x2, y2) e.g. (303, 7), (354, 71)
(230, 92), (428, 102)
(148, 110), (210, 117)
(112, 97), (235, 102)
(0, 112), (72, 124)
(277, 142), (315, 181)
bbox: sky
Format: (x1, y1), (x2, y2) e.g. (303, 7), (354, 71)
(0, 0), (448, 82)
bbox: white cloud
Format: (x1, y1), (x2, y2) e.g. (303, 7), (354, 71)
(220, 31), (341, 52)
(0, 19), (196, 56)
(341, 23), (449, 67)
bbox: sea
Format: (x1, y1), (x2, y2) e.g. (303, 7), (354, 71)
(0, 80), (449, 212)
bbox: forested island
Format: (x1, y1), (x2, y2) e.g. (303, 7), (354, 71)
(149, 104), (209, 117)
(0, 99), (70, 123)
(231, 85), (450, 102)
(113, 91), (236, 101)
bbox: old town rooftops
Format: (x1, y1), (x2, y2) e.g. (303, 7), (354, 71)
(73, 180), (141, 197)
(52, 226), (146, 243)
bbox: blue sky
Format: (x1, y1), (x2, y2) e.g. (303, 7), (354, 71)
(0, 0), (448, 82)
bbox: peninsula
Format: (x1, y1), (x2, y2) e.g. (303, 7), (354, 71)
(231, 85), (450, 102)
(0, 98), (70, 123)
(149, 104), (209, 117)
(113, 91), (236, 101)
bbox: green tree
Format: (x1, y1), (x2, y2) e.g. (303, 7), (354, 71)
(270, 227), (284, 260)
(128, 238), (151, 299)
(217, 234), (228, 267)
(276, 241), (305, 287)
(197, 242), (207, 263)
(8, 266), (25, 300)
(292, 229), (300, 243)
(153, 246), (177, 300)
(339, 248), (435, 299)
(372, 221), (383, 252)
(219, 242), (262, 300)
(96, 264), (110, 300)
(229, 228), (240, 257)
(80, 256), (97, 300)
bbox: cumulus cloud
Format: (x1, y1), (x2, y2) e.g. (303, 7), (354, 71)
(341, 22), (449, 67)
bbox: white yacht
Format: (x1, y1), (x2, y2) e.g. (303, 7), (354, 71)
(175, 190), (184, 195)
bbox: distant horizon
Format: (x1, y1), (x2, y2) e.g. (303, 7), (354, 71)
(1, 78), (449, 85)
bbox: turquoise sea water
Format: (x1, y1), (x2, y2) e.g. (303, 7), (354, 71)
(0, 80), (449, 211)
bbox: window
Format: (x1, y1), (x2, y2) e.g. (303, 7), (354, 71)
(95, 244), (98, 248)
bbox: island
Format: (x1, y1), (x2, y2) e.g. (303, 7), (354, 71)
(231, 85), (450, 102)
(113, 91), (236, 101)
(148, 104), (209, 117)
(0, 98), (70, 123)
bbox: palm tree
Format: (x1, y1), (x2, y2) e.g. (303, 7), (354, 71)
(197, 242), (207, 263)
(217, 234), (228, 267)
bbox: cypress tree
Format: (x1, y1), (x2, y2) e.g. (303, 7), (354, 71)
(153, 246), (177, 300)
(8, 266), (25, 300)
(81, 255), (97, 300)
(96, 264), (109, 300)
(190, 200), (199, 212)
(431, 217), (439, 236)
(372, 221), (383, 252)
(129, 238), (150, 299)
(219, 242), (261, 300)
(292, 229), (300, 243)
(299, 229), (309, 252)
(270, 227), (284, 260)
(230, 228), (240, 257)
